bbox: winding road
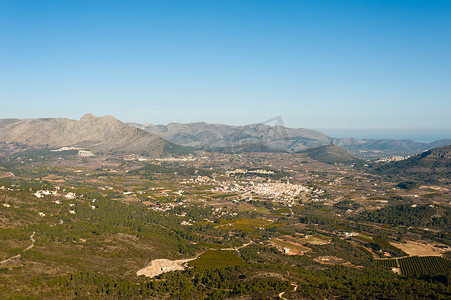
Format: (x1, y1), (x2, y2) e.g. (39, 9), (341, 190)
(0, 231), (36, 265)
(279, 282), (298, 299)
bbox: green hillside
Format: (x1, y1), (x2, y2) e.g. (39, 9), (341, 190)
(299, 144), (360, 164)
(369, 145), (451, 184)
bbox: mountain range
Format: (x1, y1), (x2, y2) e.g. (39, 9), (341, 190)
(130, 122), (451, 159)
(0, 114), (185, 156)
(0, 114), (449, 159)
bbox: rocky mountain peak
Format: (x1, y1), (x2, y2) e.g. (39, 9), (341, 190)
(0, 115), (188, 156)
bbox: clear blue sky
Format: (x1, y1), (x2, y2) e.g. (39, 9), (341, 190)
(1, 0), (450, 131)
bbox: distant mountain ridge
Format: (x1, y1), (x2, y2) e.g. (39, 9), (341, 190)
(133, 122), (330, 152)
(130, 122), (451, 159)
(0, 115), (448, 159)
(0, 114), (186, 156)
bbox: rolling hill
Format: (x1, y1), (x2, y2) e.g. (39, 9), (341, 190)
(298, 144), (360, 164)
(369, 145), (451, 184)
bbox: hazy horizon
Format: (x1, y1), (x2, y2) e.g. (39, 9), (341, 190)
(317, 128), (451, 143)
(1, 112), (450, 142)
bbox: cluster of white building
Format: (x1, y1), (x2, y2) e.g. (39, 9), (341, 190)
(77, 150), (95, 157)
(153, 155), (196, 162)
(0, 186), (15, 191)
(33, 189), (77, 201)
(123, 154), (148, 161)
(180, 220), (193, 226)
(194, 176), (213, 184)
(225, 168), (275, 176)
(51, 147), (94, 157)
(150, 201), (186, 212)
(214, 180), (313, 202)
(375, 155), (410, 163)
(33, 189), (59, 198)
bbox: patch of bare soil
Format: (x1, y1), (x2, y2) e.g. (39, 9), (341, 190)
(390, 240), (448, 256)
(419, 185), (449, 192)
(136, 258), (194, 278)
(270, 238), (311, 255)
(250, 272), (286, 280)
(314, 256), (363, 269)
(315, 256), (347, 265)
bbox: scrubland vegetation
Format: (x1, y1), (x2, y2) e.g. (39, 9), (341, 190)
(0, 148), (449, 299)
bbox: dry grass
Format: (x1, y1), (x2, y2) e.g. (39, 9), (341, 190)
(269, 238), (311, 255)
(390, 240), (446, 257)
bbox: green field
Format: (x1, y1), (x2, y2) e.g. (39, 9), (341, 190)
(376, 259), (398, 268)
(189, 250), (246, 269)
(271, 207), (291, 215)
(216, 218), (272, 232)
(210, 193), (238, 199)
(376, 256), (451, 277)
(399, 256), (451, 276)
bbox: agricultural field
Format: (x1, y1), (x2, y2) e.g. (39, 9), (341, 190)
(0, 149), (450, 299)
(399, 256), (451, 277)
(301, 234), (331, 245)
(376, 259), (399, 268)
(189, 250), (246, 270)
(215, 218), (274, 232)
(376, 256), (451, 277)
(390, 240), (447, 257)
(269, 238), (312, 255)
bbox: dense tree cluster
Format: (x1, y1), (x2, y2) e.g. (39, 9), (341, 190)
(363, 204), (450, 228)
